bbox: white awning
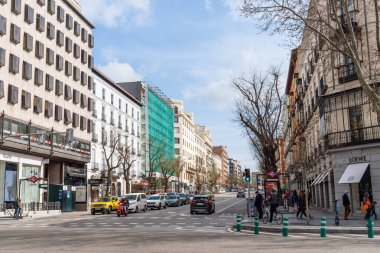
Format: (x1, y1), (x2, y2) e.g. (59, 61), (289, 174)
(338, 163), (369, 184)
(311, 173), (323, 186)
(314, 171), (330, 185)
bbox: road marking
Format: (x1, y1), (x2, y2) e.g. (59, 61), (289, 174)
(193, 223), (202, 225)
(177, 218), (185, 220)
(144, 223), (154, 225)
(209, 223), (218, 225)
(191, 218), (199, 220)
(113, 223), (122, 225)
(160, 223), (170, 225)
(84, 223), (93, 224)
(129, 223), (138, 225)
(214, 198), (246, 215)
(99, 223), (108, 225)
(176, 223), (185, 225)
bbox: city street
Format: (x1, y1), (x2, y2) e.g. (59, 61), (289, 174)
(1, 193), (379, 253)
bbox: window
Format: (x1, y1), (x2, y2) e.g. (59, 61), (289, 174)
(65, 37), (72, 52)
(23, 33), (33, 52)
(66, 14), (73, 30)
(45, 74), (54, 91)
(64, 109), (72, 124)
(34, 68), (43, 86)
(72, 113), (79, 127)
(64, 84), (72, 100)
(111, 94), (114, 104)
(35, 41), (44, 59)
(56, 30), (64, 46)
(22, 61), (32, 80)
(132, 108), (134, 117)
(119, 99), (121, 109)
(55, 105), (62, 121)
(175, 138), (180, 144)
(175, 149), (180, 155)
(89, 34), (94, 48)
(125, 104), (128, 113)
(65, 61), (72, 76)
(81, 28), (88, 42)
(9, 54), (19, 74)
(11, 0), (21, 15)
(87, 97), (92, 111)
(81, 50), (87, 64)
(0, 81), (3, 99)
(21, 90), (31, 109)
(80, 116), (87, 130)
(33, 96), (42, 114)
(55, 80), (63, 96)
(88, 76), (94, 90)
(174, 127), (180, 133)
(57, 6), (64, 22)
(174, 116), (178, 123)
(0, 15), (6, 36)
(81, 71), (87, 86)
(10, 24), (20, 44)
(0, 0), (5, 4)
(46, 48), (54, 65)
(74, 21), (80, 36)
(56, 54), (63, 71)
(73, 89), (80, 104)
(110, 111), (114, 125)
(47, 0), (55, 14)
(80, 94), (87, 108)
(88, 55), (93, 68)
(74, 44), (80, 58)
(87, 119), (93, 133)
(36, 14), (45, 32)
(102, 88), (105, 100)
(24, 5), (34, 24)
(0, 47), (4, 67)
(73, 66), (80, 81)
(45, 100), (53, 118)
(8, 84), (18, 104)
(37, 0), (45, 6)
(47, 22), (55, 40)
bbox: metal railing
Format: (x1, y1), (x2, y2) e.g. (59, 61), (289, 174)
(325, 126), (380, 148)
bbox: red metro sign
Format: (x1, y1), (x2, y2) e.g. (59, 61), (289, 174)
(29, 175), (41, 184)
(267, 170), (278, 178)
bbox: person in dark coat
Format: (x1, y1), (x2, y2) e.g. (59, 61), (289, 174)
(268, 188), (279, 223)
(342, 190), (351, 220)
(297, 191), (307, 219)
(254, 191), (263, 219)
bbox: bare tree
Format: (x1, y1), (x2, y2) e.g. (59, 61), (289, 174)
(207, 161), (221, 194)
(240, 0), (380, 120)
(117, 143), (139, 194)
(194, 156), (206, 194)
(147, 136), (165, 192)
(159, 158), (176, 193)
(174, 156), (187, 193)
(234, 66), (283, 173)
(101, 131), (121, 196)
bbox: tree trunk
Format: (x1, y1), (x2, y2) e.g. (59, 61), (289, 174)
(105, 174), (111, 196)
(304, 169), (311, 225)
(124, 171), (130, 194)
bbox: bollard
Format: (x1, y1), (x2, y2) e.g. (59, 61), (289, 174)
(236, 214), (242, 232)
(320, 217), (327, 238)
(367, 219), (374, 238)
(254, 216), (260, 235)
(283, 216), (289, 237)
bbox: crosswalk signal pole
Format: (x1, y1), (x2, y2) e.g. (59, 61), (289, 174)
(244, 169), (251, 222)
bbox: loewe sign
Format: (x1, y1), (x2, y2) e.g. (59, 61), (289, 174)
(349, 156), (368, 163)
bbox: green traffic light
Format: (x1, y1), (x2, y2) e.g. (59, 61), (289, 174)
(245, 177), (250, 182)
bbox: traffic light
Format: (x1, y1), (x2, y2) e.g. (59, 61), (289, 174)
(244, 169), (250, 182)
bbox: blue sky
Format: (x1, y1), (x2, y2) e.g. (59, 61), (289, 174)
(77, 0), (290, 170)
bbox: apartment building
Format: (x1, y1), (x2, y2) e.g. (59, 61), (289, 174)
(0, 0), (94, 211)
(212, 146), (228, 187)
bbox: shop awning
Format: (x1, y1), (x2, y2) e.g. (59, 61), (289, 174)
(314, 171), (330, 185)
(310, 173), (323, 186)
(338, 163), (369, 184)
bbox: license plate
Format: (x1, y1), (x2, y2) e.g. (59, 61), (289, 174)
(94, 208), (101, 211)
(197, 203), (203, 206)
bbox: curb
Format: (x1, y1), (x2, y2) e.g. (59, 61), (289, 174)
(233, 224), (380, 235)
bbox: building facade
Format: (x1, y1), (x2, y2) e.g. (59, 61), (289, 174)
(212, 146), (228, 187)
(0, 0), (94, 211)
(89, 69), (142, 200)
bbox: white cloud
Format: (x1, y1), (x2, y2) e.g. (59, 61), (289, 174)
(76, 0), (151, 28)
(222, 0), (244, 20)
(204, 0), (213, 11)
(98, 61), (142, 82)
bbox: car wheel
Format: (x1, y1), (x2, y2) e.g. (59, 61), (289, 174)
(143, 205), (147, 212)
(107, 206), (112, 214)
(91, 210), (95, 215)
(101, 210), (105, 214)
(158, 204), (161, 210)
(164, 204), (167, 209)
(151, 208), (154, 210)
(135, 207), (139, 213)
(177, 202), (180, 207)
(190, 210), (194, 214)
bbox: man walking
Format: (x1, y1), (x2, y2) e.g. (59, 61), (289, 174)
(254, 191), (263, 219)
(13, 198), (20, 220)
(268, 188), (279, 223)
(342, 190), (351, 220)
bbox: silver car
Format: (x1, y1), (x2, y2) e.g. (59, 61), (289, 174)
(147, 195), (167, 210)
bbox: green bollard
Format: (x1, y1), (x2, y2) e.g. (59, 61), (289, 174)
(236, 214), (242, 232)
(283, 216), (289, 237)
(320, 217), (327, 238)
(368, 219), (374, 238)
(254, 217), (260, 235)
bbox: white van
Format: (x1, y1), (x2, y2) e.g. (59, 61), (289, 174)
(124, 193), (147, 213)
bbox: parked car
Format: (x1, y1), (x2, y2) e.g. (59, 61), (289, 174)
(147, 194), (167, 210)
(125, 193), (147, 213)
(188, 194), (195, 201)
(90, 196), (119, 215)
(237, 191), (245, 198)
(167, 195), (181, 207)
(178, 193), (189, 205)
(190, 195), (215, 214)
(167, 192), (176, 197)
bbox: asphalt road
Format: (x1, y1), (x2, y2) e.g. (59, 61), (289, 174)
(1, 193), (379, 253)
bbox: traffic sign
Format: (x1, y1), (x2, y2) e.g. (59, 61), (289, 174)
(29, 175), (41, 184)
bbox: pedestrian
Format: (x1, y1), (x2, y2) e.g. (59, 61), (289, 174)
(370, 201), (377, 220)
(268, 188), (279, 223)
(342, 190), (351, 220)
(254, 191), (263, 219)
(13, 198), (20, 220)
(283, 190), (290, 210)
(362, 192), (371, 220)
(291, 190), (298, 211)
(297, 191), (307, 219)
(18, 198), (23, 219)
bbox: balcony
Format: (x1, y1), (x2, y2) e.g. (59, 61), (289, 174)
(101, 114), (106, 123)
(110, 118), (115, 126)
(118, 123), (122, 129)
(338, 63), (358, 84)
(324, 126), (380, 149)
(92, 163), (100, 171)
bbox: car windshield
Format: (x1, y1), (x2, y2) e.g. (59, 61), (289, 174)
(168, 195), (177, 199)
(126, 195), (137, 201)
(148, 196), (159, 200)
(189, 194), (194, 197)
(96, 197), (110, 202)
(194, 197), (208, 202)
(179, 194), (185, 197)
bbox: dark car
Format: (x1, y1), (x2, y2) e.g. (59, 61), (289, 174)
(237, 191), (245, 198)
(190, 195), (215, 214)
(178, 193), (189, 205)
(167, 195), (181, 207)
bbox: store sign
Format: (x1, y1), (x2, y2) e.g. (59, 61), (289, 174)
(39, 184), (48, 189)
(65, 165), (86, 178)
(349, 156), (368, 163)
(88, 179), (105, 185)
(29, 175), (41, 184)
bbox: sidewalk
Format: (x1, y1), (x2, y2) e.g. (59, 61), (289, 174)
(239, 206), (380, 234)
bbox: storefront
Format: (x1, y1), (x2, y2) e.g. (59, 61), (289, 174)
(64, 163), (87, 211)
